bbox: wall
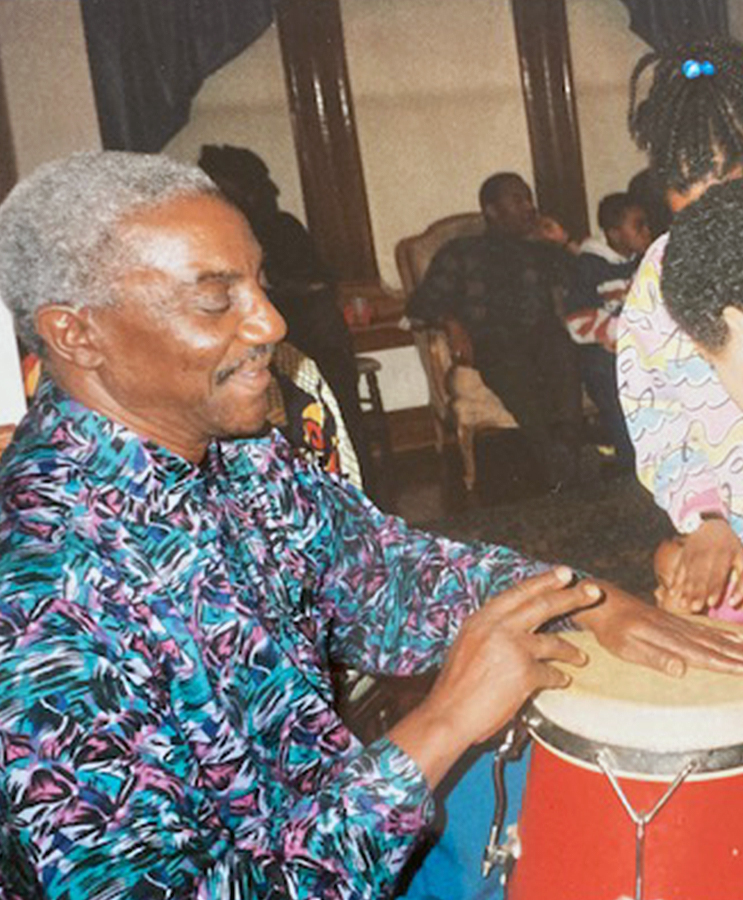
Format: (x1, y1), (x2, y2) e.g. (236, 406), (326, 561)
(0, 0), (101, 423)
(167, 0), (653, 411)
(731, 0), (743, 41)
(165, 24), (305, 229)
(0, 0), (100, 179)
(568, 0), (650, 233)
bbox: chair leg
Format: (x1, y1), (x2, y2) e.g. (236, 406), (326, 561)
(457, 424), (476, 491)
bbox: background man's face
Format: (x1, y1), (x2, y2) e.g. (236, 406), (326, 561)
(611, 205), (652, 257)
(90, 193), (287, 450)
(485, 179), (538, 238)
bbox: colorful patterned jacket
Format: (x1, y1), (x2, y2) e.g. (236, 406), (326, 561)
(0, 379), (545, 900)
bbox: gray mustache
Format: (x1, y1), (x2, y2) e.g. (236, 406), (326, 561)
(216, 344), (275, 385)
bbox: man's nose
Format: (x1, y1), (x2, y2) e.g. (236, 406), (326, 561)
(237, 290), (287, 344)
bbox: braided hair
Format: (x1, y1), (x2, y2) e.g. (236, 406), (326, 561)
(629, 38), (743, 194)
(662, 178), (743, 350)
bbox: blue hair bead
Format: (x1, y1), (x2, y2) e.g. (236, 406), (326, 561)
(701, 60), (717, 76)
(682, 58), (701, 79)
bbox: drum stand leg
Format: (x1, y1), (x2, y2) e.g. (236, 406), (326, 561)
(596, 751), (698, 900)
(482, 722), (528, 882)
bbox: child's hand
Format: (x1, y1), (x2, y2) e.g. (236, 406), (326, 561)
(657, 521), (743, 614)
(653, 537), (688, 613)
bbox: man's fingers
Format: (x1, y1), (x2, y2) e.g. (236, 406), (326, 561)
(529, 633), (588, 668)
(485, 566), (575, 614)
(502, 579), (604, 633)
(532, 660), (573, 691)
(628, 620), (743, 675)
(613, 637), (687, 678)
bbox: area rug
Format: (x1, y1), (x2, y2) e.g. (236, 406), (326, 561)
(422, 471), (675, 601)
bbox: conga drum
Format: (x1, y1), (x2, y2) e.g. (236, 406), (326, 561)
(506, 625), (743, 900)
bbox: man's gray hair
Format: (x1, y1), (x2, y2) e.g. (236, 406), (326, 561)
(0, 151), (217, 353)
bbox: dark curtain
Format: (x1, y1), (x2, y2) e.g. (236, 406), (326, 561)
(81, 0), (274, 152)
(619, 0), (728, 48)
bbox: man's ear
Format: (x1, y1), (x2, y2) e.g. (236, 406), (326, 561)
(483, 199), (501, 221)
(34, 306), (105, 369)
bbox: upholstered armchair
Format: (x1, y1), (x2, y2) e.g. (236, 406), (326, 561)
(395, 213), (518, 491)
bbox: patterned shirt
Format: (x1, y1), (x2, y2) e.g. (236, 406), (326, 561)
(0, 379), (544, 900)
(617, 235), (743, 619)
(406, 231), (575, 353)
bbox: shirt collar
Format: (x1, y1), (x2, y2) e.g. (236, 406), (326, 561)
(24, 377), (207, 496)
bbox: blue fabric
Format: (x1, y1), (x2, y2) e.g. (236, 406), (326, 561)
(401, 745), (531, 900)
(81, 0), (274, 151)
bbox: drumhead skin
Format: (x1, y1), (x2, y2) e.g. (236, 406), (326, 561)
(531, 622), (743, 754)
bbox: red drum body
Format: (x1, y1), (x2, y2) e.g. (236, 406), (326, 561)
(506, 627), (743, 900)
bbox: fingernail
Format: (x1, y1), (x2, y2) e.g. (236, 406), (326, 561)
(554, 566), (573, 584)
(582, 583), (602, 600)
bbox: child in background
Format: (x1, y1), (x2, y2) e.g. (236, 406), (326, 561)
(654, 178), (743, 619)
(617, 38), (743, 615)
(564, 193), (651, 469)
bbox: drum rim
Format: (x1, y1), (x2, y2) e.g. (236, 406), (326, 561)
(527, 708), (743, 777)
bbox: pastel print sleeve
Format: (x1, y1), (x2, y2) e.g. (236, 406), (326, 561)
(616, 236), (728, 532)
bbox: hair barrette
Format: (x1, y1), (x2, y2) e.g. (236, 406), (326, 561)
(682, 58), (716, 79)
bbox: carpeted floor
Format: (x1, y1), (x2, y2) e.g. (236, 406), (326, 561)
(421, 468), (675, 602)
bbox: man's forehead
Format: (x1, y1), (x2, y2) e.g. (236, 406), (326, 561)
(115, 193), (259, 275)
(498, 179), (530, 201)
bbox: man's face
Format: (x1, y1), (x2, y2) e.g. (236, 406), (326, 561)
(611, 205), (652, 257)
(485, 179), (538, 238)
(89, 193), (287, 456)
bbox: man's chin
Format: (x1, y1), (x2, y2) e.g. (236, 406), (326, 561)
(212, 403), (272, 442)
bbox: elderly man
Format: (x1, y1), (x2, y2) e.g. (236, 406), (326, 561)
(0, 153), (742, 900)
(407, 173), (583, 491)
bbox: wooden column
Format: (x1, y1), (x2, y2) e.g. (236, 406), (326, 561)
(0, 58), (17, 204)
(275, 0), (379, 285)
(511, 0), (589, 240)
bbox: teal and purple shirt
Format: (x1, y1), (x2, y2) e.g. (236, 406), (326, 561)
(0, 379), (545, 899)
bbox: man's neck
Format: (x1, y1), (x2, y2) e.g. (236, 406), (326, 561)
(47, 364), (209, 463)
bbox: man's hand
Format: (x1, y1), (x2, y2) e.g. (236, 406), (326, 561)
(575, 581), (743, 677)
(659, 521), (743, 614)
(443, 317), (474, 366)
(388, 567), (601, 788)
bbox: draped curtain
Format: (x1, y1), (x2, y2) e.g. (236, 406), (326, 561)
(618, 0), (729, 48)
(81, 0), (274, 152)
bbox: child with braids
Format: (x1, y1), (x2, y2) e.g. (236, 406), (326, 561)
(617, 37), (743, 618)
(657, 177), (743, 620)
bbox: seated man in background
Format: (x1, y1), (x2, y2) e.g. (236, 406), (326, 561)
(198, 144), (373, 490)
(564, 192), (652, 471)
(2, 152), (742, 900)
(406, 172), (583, 491)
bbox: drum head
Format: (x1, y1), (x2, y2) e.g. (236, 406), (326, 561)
(532, 622), (743, 754)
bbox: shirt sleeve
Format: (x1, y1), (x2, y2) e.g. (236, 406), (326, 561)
(285, 469), (567, 675)
(616, 236), (729, 532)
